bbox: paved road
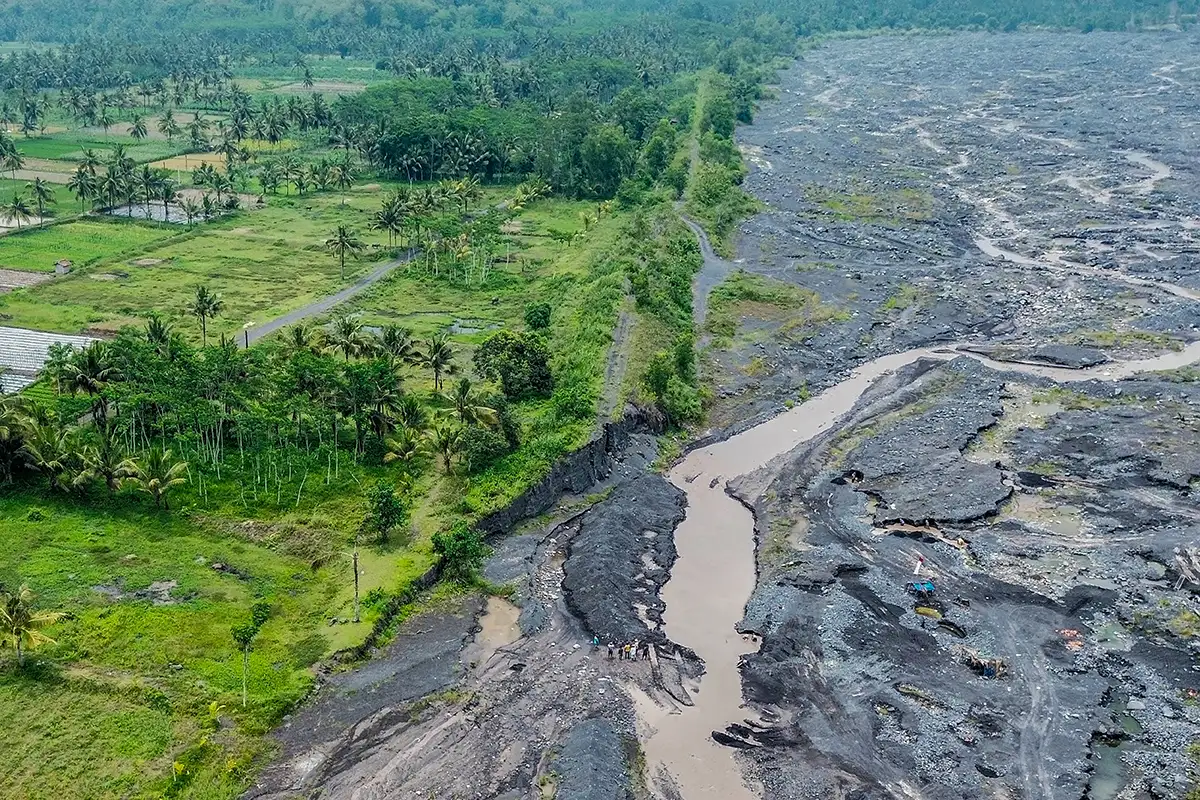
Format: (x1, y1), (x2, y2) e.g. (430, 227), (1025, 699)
(240, 248), (418, 347)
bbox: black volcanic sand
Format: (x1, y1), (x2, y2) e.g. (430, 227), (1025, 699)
(705, 31), (1200, 434)
(728, 356), (1200, 799)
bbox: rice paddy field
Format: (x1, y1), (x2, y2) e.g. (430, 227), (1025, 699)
(0, 178), (592, 342)
(0, 220), (174, 272)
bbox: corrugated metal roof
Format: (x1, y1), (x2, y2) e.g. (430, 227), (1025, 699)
(0, 326), (98, 394)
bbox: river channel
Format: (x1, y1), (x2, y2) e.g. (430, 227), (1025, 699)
(639, 330), (1200, 799)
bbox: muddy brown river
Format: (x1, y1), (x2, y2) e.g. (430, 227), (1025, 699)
(640, 338), (1200, 798)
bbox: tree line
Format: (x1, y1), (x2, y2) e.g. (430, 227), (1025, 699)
(0, 305), (557, 510)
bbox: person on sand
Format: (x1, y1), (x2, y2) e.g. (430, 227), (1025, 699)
(607, 642), (614, 659)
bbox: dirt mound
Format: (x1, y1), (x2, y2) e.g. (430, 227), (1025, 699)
(562, 474), (686, 647)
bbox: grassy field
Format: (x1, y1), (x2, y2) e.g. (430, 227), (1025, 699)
(0, 183), (552, 339)
(0, 220), (173, 273)
(14, 134), (183, 164)
(0, 494), (350, 800)
(0, 190), (392, 335)
(0, 177), (640, 799)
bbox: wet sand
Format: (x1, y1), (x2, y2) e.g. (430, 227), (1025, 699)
(464, 596), (521, 667)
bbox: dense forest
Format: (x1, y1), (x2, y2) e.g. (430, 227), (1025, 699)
(0, 0), (1195, 45)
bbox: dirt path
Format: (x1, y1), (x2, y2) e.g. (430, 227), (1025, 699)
(242, 249), (416, 346)
(599, 307), (634, 420)
(681, 214), (734, 329)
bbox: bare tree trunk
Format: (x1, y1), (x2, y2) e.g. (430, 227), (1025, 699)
(353, 540), (361, 623)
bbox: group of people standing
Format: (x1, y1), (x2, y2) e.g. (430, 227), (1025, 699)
(593, 636), (649, 661)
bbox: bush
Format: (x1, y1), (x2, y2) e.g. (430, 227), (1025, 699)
(643, 351), (673, 399)
(362, 480), (410, 543)
(662, 376), (703, 424)
(433, 521), (489, 584)
(474, 330), (554, 400)
(663, 151), (689, 198)
(673, 332), (696, 383)
(524, 301), (552, 331)
(459, 425), (511, 474)
(552, 378), (595, 421)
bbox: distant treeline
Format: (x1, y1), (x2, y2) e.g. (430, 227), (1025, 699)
(0, 0), (1194, 48)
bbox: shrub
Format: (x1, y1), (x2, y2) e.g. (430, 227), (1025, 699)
(524, 301), (552, 331)
(362, 480), (410, 543)
(474, 330), (554, 400)
(552, 378), (595, 421)
(459, 425), (511, 474)
(643, 351), (673, 399)
(433, 521), (489, 584)
(662, 376), (703, 424)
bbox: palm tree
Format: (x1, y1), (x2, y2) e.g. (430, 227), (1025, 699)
(98, 172), (123, 212)
(189, 285), (224, 346)
(180, 197), (202, 225)
(67, 167), (96, 212)
(4, 147), (24, 181)
(395, 393), (428, 432)
(0, 395), (26, 484)
(4, 194), (32, 229)
(325, 225), (364, 281)
(79, 434), (136, 493)
(65, 342), (120, 421)
(20, 418), (75, 492)
(371, 205), (399, 246)
(383, 424), (426, 469)
(126, 447), (188, 509)
(129, 114), (148, 142)
(97, 106), (114, 138)
(330, 157), (354, 204)
(326, 313), (369, 361)
(366, 369), (405, 439)
(377, 324), (417, 363)
(79, 148), (102, 175)
(1, 585), (63, 668)
(442, 377), (498, 426)
(144, 313), (174, 354)
(283, 322), (322, 356)
(158, 176), (177, 221)
(137, 165), (159, 215)
(24, 178), (54, 217)
(427, 421), (462, 473)
(417, 331), (457, 391)
(158, 109), (180, 143)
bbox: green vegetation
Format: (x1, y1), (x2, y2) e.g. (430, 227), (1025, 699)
(3, 0), (1189, 797)
(805, 184), (934, 225)
(882, 283), (924, 312)
(706, 269), (849, 340)
(0, 219), (172, 272)
(684, 72), (763, 255)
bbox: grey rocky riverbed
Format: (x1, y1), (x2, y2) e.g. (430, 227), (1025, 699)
(708, 30), (1200, 432)
(247, 32), (1200, 800)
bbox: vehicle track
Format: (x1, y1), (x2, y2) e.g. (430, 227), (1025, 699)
(240, 248), (418, 346)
